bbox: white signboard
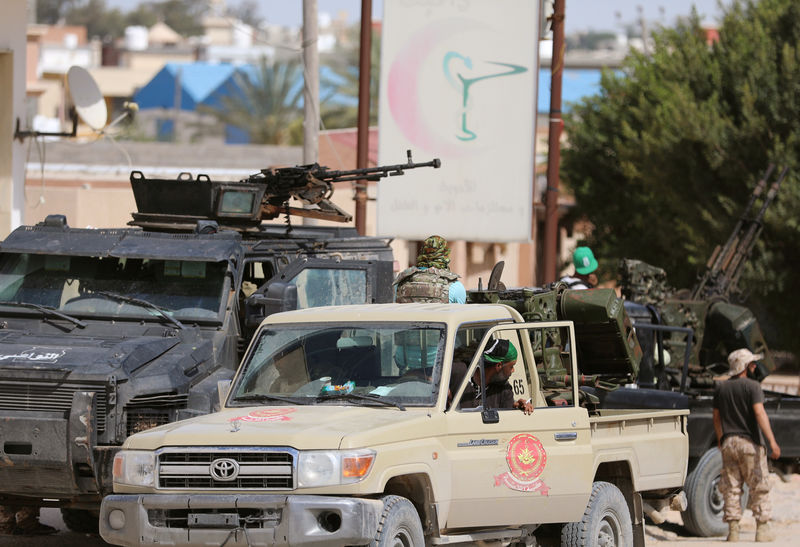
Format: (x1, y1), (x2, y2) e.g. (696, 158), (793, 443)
(377, 0), (538, 242)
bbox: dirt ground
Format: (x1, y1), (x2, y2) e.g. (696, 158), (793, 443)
(645, 473), (800, 546)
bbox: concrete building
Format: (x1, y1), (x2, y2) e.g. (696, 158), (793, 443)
(0, 0), (29, 239)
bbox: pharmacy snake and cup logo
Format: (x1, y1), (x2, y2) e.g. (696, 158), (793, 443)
(494, 433), (550, 494)
(387, 19), (529, 157)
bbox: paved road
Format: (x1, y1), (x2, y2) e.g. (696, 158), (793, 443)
(2, 474), (798, 545)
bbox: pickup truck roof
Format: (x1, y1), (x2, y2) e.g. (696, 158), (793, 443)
(266, 302), (522, 326)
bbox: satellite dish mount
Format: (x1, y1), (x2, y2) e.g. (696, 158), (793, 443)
(14, 65), (110, 142)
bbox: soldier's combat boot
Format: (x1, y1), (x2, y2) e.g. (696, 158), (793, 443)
(755, 521), (774, 542)
(727, 521), (740, 542)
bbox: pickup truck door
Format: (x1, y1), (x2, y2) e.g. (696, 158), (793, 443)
(443, 322), (593, 528)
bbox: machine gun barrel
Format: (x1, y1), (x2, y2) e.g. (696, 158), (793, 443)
(692, 164), (788, 300)
(318, 150), (441, 184)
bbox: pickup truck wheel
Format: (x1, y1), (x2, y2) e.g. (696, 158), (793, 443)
(681, 447), (749, 537)
(562, 481), (633, 547)
(60, 508), (100, 533)
(372, 495), (424, 547)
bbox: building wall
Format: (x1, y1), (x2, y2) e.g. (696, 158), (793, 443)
(0, 0), (28, 239)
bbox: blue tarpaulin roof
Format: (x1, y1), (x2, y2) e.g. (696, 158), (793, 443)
(134, 63), (240, 111)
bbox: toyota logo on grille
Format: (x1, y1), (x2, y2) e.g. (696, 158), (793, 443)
(209, 458), (240, 481)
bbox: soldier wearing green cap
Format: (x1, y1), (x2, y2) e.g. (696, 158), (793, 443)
(560, 246), (599, 290)
(453, 340), (533, 414)
(393, 235), (466, 303)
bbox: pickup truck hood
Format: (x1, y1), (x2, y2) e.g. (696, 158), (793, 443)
(124, 406), (436, 451)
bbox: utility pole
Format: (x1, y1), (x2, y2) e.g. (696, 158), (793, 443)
(543, 0), (565, 283)
(302, 0), (320, 166)
(302, 0), (320, 224)
(355, 0), (372, 235)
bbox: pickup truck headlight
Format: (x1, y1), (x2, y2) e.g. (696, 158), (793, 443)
(112, 450), (156, 488)
(297, 449), (375, 488)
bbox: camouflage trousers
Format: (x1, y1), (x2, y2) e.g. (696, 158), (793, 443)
(719, 435), (772, 522)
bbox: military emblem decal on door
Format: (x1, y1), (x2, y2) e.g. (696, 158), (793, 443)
(494, 433), (549, 494)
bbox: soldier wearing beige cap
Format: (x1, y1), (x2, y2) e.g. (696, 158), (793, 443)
(713, 348), (781, 542)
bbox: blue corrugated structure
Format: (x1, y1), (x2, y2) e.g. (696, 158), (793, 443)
(134, 62), (249, 143)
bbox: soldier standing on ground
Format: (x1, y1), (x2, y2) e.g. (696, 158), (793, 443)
(393, 235), (466, 303)
(559, 246), (598, 289)
(713, 348), (781, 542)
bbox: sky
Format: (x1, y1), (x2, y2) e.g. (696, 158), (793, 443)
(106, 1), (731, 32)
(242, 0), (729, 31)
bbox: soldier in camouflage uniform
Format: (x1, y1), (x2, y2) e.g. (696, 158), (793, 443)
(393, 235), (466, 304)
(713, 348), (781, 542)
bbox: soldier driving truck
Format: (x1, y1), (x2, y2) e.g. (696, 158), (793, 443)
(0, 152), (439, 534)
(99, 284), (688, 547)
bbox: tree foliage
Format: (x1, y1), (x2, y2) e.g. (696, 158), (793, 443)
(37, 0), (209, 39)
(561, 0), (800, 353)
(198, 56), (304, 145)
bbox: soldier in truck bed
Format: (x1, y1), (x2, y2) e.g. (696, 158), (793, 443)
(560, 246), (599, 290)
(393, 235), (466, 304)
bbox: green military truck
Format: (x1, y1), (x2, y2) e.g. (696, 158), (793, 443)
(99, 286), (688, 546)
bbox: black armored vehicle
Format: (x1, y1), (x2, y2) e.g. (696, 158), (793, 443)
(0, 152), (439, 531)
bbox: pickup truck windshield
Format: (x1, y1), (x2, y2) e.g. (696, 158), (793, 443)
(230, 323), (446, 407)
(0, 252), (228, 322)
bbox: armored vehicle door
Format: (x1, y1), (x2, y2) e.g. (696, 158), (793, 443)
(243, 258), (394, 329)
(444, 321), (592, 528)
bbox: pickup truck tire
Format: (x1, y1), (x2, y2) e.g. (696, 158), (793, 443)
(561, 481), (633, 547)
(372, 494), (424, 547)
(60, 508), (100, 533)
(681, 447), (748, 537)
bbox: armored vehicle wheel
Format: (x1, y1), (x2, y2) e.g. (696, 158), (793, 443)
(682, 447), (748, 537)
(562, 481), (632, 547)
(61, 508), (100, 533)
(372, 495), (424, 547)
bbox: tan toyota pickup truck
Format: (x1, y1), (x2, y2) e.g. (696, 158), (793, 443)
(99, 290), (688, 546)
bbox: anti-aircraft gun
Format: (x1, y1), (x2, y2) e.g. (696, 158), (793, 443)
(620, 164), (787, 391)
(618, 165), (800, 537)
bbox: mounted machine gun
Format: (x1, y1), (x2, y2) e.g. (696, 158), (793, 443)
(129, 150), (440, 232)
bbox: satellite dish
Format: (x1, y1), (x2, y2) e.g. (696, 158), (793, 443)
(67, 66), (108, 131)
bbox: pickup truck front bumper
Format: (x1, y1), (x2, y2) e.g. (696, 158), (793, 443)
(100, 493), (384, 546)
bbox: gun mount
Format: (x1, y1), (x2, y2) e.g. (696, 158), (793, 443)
(129, 150), (441, 232)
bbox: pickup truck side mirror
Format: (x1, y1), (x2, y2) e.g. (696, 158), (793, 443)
(245, 282), (298, 327)
(217, 380), (232, 409)
(482, 409), (499, 424)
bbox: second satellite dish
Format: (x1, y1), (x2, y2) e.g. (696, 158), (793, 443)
(67, 66), (108, 131)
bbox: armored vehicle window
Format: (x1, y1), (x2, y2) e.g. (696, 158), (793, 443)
(287, 268), (368, 308)
(229, 322), (446, 407)
(0, 253), (228, 322)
